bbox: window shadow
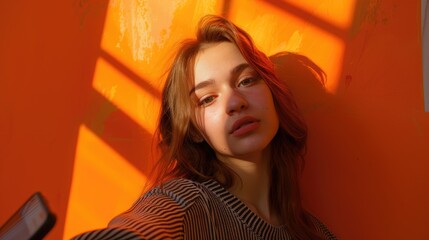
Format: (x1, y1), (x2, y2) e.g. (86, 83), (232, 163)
(83, 89), (155, 176)
(99, 50), (161, 99)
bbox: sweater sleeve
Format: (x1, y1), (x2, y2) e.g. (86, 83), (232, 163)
(71, 194), (187, 240)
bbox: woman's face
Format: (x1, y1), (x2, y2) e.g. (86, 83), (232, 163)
(191, 42), (279, 162)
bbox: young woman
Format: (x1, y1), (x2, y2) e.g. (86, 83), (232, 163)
(73, 15), (336, 240)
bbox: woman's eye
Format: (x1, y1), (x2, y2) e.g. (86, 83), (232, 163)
(238, 77), (257, 87)
(199, 96), (216, 106)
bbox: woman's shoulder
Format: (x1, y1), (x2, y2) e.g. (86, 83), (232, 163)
(72, 178), (211, 240)
(143, 178), (209, 207)
(147, 178), (204, 193)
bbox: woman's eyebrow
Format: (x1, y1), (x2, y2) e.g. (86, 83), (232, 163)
(189, 62), (251, 96)
(231, 63), (251, 76)
(189, 79), (215, 96)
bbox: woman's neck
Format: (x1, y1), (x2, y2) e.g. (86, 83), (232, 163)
(217, 149), (282, 226)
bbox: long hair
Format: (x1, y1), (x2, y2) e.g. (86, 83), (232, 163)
(150, 15), (324, 239)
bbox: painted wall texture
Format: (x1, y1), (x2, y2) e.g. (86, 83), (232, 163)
(0, 0), (428, 239)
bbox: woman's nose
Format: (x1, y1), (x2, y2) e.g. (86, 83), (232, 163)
(225, 89), (248, 115)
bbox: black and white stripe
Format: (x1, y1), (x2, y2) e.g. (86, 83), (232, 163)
(72, 178), (336, 239)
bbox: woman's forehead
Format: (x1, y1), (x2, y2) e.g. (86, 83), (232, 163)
(193, 42), (247, 84)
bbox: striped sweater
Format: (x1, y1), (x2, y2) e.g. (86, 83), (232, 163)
(73, 178), (336, 239)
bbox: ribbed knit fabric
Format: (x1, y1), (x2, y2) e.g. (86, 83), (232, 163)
(72, 178), (336, 239)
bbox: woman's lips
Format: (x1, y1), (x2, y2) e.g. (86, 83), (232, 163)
(230, 116), (260, 137)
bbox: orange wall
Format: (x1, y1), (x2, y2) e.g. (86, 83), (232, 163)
(1, 1), (428, 239)
(0, 1), (107, 239)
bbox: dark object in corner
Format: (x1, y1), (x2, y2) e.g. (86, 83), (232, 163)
(0, 192), (56, 240)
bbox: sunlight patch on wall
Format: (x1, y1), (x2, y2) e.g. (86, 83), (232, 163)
(64, 124), (147, 239)
(191, 0), (218, 24)
(284, 0), (356, 30)
(229, 0), (356, 93)
(92, 55), (160, 135)
(109, 0), (188, 63)
(303, 28), (346, 92)
(241, 14), (304, 55)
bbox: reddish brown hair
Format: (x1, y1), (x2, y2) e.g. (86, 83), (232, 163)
(150, 15), (324, 239)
